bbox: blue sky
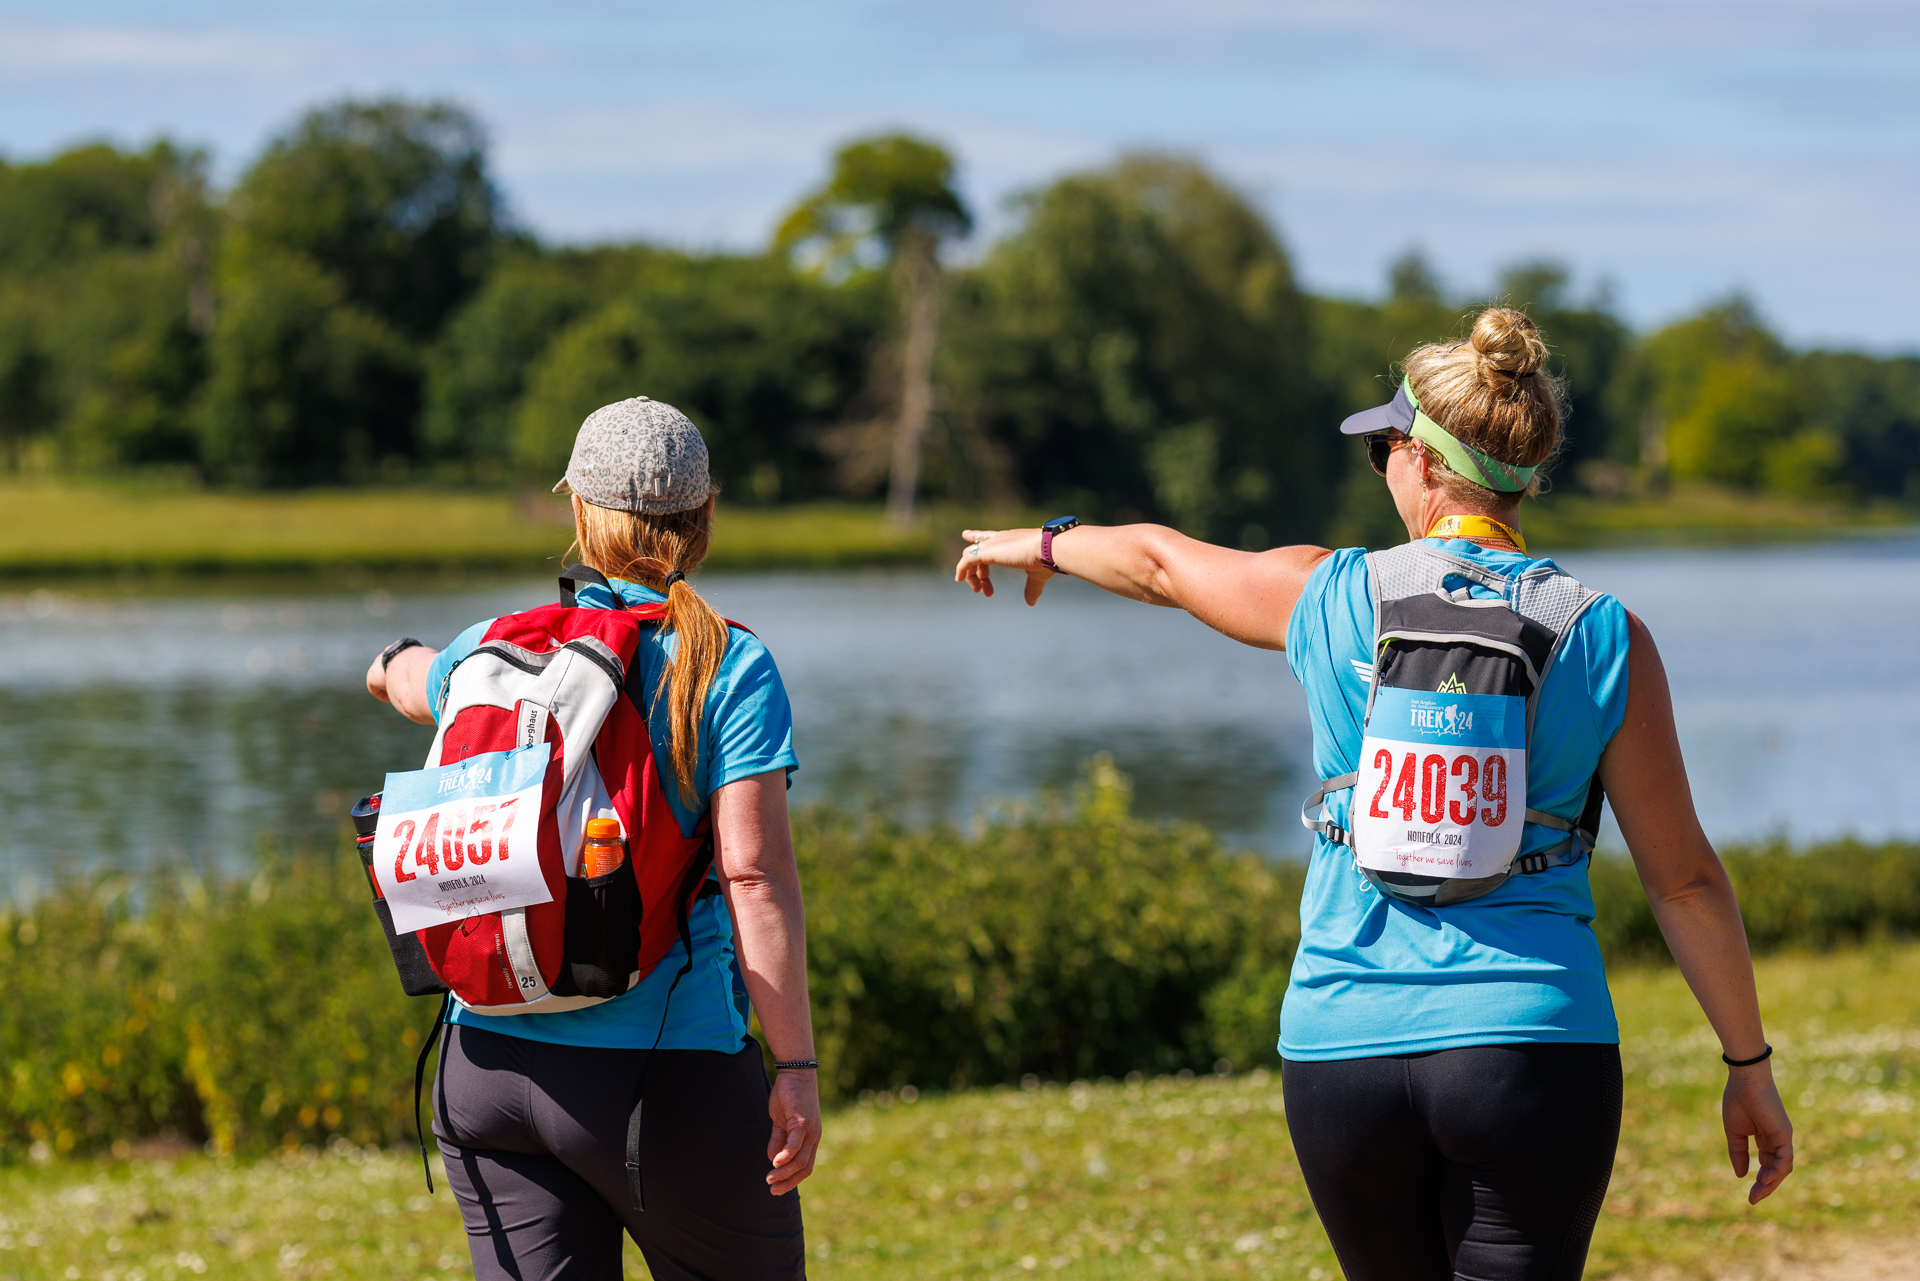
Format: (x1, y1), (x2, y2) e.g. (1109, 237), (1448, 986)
(2, 0), (1916, 348)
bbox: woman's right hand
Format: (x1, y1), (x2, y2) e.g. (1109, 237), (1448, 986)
(1724, 1063), (1794, 1203)
(954, 527), (1058, 606)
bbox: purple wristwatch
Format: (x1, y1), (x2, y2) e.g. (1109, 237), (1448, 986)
(1039, 515), (1081, 573)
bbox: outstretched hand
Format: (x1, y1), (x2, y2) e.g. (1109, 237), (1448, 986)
(954, 528), (1056, 606)
(767, 1069), (821, 1196)
(1724, 1067), (1793, 1204)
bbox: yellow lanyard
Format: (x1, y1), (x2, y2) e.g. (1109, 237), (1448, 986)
(1425, 514), (1527, 552)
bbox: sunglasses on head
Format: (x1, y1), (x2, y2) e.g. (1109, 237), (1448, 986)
(1364, 430), (1414, 477)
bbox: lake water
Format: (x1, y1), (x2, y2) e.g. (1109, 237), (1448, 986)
(5, 537), (1918, 898)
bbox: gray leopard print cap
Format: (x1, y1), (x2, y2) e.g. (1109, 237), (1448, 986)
(552, 396), (712, 514)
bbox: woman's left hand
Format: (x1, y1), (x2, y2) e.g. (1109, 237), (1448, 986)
(954, 527), (1056, 605)
(1724, 1064), (1794, 1204)
(767, 1069), (822, 1195)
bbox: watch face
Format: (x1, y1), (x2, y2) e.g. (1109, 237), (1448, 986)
(1042, 515), (1081, 534)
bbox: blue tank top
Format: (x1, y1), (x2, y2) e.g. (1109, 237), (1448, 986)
(1281, 539), (1632, 1060)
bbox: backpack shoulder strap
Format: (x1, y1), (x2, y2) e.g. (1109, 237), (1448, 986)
(559, 564), (616, 609)
(1510, 563), (1603, 744)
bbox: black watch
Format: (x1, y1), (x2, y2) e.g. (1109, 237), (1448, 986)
(380, 637), (424, 670)
(1040, 515), (1081, 573)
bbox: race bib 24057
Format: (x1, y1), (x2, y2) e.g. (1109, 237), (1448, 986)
(371, 743), (553, 934)
(1351, 687), (1526, 879)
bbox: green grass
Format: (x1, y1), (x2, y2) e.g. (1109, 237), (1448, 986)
(4, 945), (1915, 1279)
(3, 472), (1911, 580)
(1527, 483), (1914, 548)
(0, 479), (947, 576)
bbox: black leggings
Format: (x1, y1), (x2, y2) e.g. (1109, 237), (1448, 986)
(433, 1025), (806, 1280)
(1282, 1043), (1621, 1281)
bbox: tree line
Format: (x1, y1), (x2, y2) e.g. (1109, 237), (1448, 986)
(4, 97), (1919, 549)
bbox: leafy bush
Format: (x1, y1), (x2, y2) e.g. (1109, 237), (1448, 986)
(1590, 837), (1920, 964)
(8, 777), (1920, 1161)
(798, 760), (1303, 1101)
(0, 762), (1299, 1157)
(0, 856), (429, 1163)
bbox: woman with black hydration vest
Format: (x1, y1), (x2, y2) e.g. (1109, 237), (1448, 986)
(955, 308), (1793, 1280)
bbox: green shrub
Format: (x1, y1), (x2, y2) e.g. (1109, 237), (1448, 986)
(0, 856), (432, 1162)
(1590, 837), (1920, 964)
(9, 779), (1920, 1161)
(0, 762), (1301, 1156)
(798, 759), (1303, 1101)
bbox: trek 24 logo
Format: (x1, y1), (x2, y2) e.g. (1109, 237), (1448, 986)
(1410, 678), (1474, 737)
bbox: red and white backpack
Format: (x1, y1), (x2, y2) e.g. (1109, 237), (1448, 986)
(361, 566), (721, 1015)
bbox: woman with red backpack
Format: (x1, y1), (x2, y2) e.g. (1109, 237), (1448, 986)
(367, 397), (816, 1280)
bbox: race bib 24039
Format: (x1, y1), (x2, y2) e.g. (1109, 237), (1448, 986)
(1351, 687), (1526, 879)
(371, 743), (553, 934)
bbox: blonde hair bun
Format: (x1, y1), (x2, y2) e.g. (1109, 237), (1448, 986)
(1470, 306), (1547, 381)
(1400, 305), (1563, 497)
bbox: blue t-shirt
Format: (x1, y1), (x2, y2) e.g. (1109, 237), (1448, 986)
(424, 577), (798, 1050)
(1281, 539), (1632, 1061)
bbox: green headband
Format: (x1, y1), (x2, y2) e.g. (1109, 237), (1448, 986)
(1403, 379), (1536, 493)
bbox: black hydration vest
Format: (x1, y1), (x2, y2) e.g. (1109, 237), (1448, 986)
(1300, 542), (1607, 907)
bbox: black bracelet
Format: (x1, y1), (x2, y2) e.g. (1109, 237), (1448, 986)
(1722, 1044), (1773, 1068)
(774, 1059), (819, 1071)
(380, 637), (424, 670)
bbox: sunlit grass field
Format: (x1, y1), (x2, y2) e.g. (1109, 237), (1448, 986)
(0, 479), (947, 576)
(1526, 482), (1913, 549)
(2, 946), (1915, 1279)
(3, 473), (1909, 581)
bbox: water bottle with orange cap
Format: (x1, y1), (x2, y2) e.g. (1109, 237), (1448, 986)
(580, 809), (627, 877)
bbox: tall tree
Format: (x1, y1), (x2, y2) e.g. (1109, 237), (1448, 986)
(509, 252), (884, 499)
(947, 154), (1325, 548)
(0, 295), (56, 470)
(775, 135), (970, 527)
(1618, 297), (1822, 492)
(227, 100), (499, 339)
(1493, 261), (1631, 480)
(204, 99), (503, 482)
(0, 141), (215, 471)
(422, 245), (655, 469)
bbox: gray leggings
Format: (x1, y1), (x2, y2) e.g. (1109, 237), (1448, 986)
(432, 1024), (806, 1280)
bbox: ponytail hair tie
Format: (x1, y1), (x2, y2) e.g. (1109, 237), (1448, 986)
(663, 570), (686, 590)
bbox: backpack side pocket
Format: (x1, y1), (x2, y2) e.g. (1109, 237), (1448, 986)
(372, 898), (451, 997)
(563, 868), (643, 1000)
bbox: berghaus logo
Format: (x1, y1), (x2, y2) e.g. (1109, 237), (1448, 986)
(1436, 673), (1467, 693)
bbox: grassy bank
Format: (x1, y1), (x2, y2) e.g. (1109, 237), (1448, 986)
(0, 944), (1913, 1279)
(1, 475), (1910, 580)
(0, 479), (944, 577)
(1526, 483), (1914, 548)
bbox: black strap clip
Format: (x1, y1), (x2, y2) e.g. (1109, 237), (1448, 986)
(1516, 851), (1550, 876)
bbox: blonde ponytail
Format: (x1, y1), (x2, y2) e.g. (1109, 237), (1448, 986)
(569, 497), (728, 805)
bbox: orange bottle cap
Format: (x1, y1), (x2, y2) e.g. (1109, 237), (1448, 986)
(585, 817), (623, 840)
